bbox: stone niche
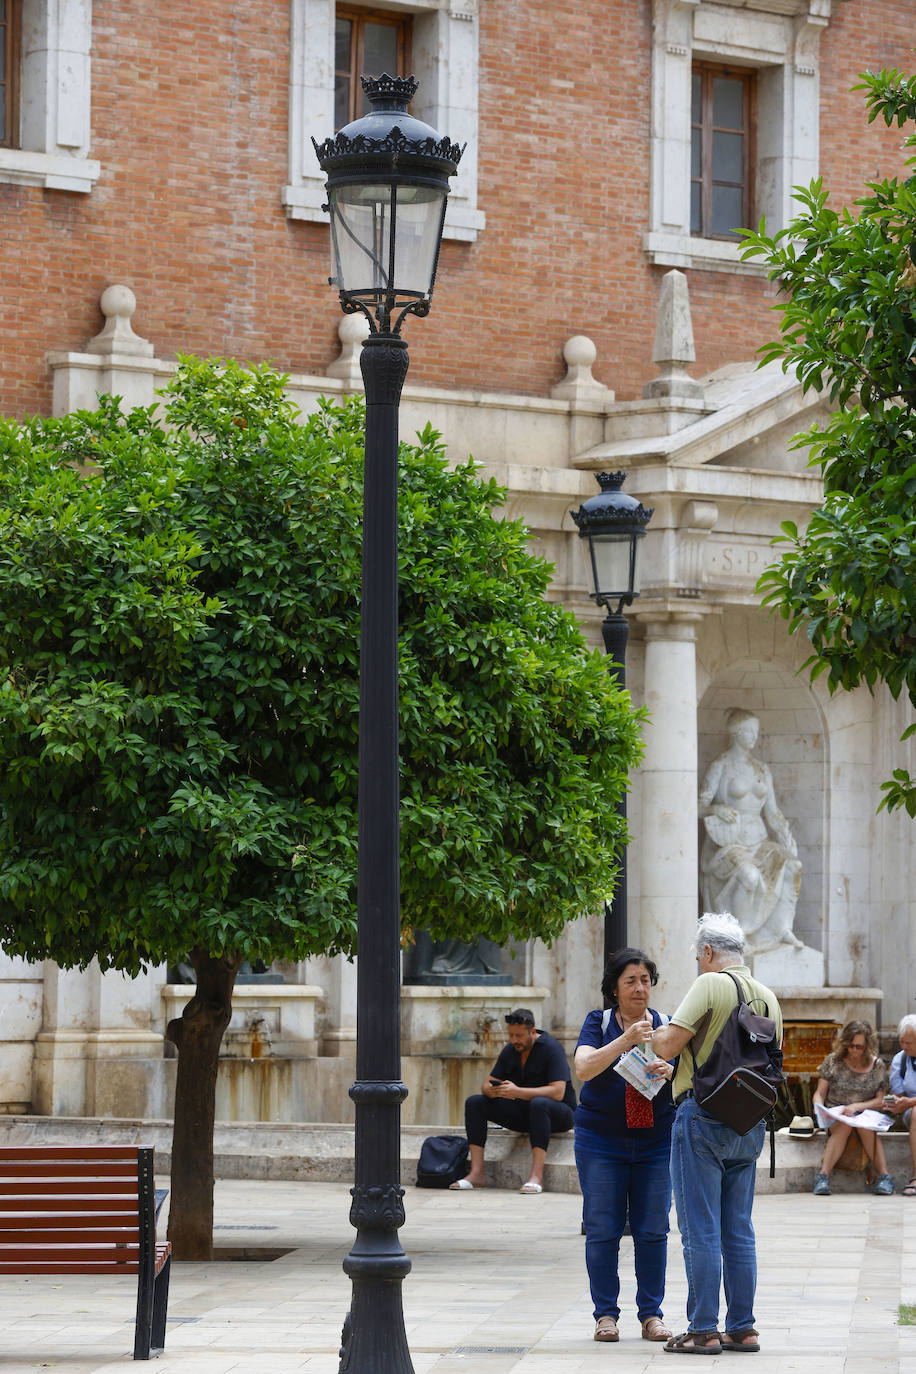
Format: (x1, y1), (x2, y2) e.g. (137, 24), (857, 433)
(698, 657), (826, 983)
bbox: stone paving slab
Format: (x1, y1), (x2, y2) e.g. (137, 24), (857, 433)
(0, 1179), (915, 1373)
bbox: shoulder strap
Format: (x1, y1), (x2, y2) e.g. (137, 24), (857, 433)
(721, 969), (746, 1005)
(601, 1008), (669, 1035)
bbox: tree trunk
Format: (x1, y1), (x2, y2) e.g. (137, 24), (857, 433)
(165, 948), (241, 1260)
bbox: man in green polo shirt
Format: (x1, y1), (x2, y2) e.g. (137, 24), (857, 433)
(652, 912), (782, 1356)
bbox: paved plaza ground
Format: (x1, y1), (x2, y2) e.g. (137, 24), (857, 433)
(0, 1178), (914, 1374)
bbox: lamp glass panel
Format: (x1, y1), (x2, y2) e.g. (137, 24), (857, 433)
(329, 183), (446, 298)
(392, 184), (447, 295)
(590, 533), (635, 600)
(329, 183), (393, 296)
(631, 534), (643, 595)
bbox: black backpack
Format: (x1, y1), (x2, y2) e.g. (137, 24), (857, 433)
(416, 1134), (470, 1188)
(691, 970), (784, 1137)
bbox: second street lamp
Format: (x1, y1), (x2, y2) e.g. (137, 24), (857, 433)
(571, 471), (653, 964)
(313, 74), (462, 1374)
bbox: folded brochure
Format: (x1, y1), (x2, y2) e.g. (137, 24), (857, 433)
(613, 1045), (666, 1100)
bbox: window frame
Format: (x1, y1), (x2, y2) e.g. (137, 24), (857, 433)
(1, 0), (21, 149)
(690, 60), (755, 242)
(644, 0), (834, 276)
(284, 0), (485, 243)
(335, 5), (411, 129)
(0, 0), (99, 193)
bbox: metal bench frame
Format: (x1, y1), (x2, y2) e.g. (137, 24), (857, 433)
(0, 1144), (171, 1360)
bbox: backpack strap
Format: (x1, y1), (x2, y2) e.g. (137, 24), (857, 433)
(600, 1008), (669, 1037)
(721, 968), (747, 1006)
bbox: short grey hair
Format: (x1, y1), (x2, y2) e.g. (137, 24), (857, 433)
(898, 1014), (916, 1038)
(692, 912), (746, 959)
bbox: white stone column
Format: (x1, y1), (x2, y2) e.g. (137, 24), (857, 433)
(32, 962), (93, 1116)
(635, 610), (702, 1012)
(0, 952), (43, 1113)
(530, 913), (604, 1048)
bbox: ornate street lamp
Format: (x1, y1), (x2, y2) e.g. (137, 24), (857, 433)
(571, 471), (653, 963)
(313, 75), (462, 1374)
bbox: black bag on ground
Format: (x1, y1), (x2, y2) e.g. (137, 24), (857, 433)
(416, 1134), (470, 1188)
(691, 970), (784, 1136)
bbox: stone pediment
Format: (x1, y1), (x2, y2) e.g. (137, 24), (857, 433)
(575, 360), (829, 475)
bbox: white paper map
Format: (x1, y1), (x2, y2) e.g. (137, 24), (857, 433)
(613, 1045), (667, 1101)
(813, 1103), (893, 1132)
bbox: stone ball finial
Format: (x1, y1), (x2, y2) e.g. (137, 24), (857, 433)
(99, 284), (138, 322)
(550, 333), (613, 403)
(87, 283), (154, 357)
(563, 335), (598, 370)
(338, 313), (370, 348)
(326, 311), (370, 389)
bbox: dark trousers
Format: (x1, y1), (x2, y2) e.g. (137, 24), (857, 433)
(464, 1093), (575, 1152)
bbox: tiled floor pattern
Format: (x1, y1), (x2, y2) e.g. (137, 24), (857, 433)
(1, 1178), (915, 1373)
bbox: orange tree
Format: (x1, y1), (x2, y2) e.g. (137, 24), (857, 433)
(0, 357), (642, 1257)
(741, 68), (916, 814)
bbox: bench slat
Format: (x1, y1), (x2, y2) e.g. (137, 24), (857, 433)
(0, 1243), (140, 1258)
(0, 1179), (138, 1196)
(0, 1236), (138, 1247)
(0, 1147), (147, 1161)
(0, 1260), (143, 1274)
(0, 1162), (139, 1180)
(0, 1196), (139, 1212)
(0, 1213), (138, 1231)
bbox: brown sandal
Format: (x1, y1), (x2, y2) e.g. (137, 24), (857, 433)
(643, 1316), (673, 1341)
(594, 1315), (619, 1342)
(721, 1328), (760, 1352)
(664, 1331), (723, 1354)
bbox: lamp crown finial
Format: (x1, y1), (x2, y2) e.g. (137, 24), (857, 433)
(361, 73), (418, 109)
(597, 471), (627, 492)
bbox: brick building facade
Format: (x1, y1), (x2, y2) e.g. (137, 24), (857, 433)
(1, 0), (913, 416)
(1, 0), (915, 1123)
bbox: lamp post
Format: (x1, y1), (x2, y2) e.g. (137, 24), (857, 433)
(571, 472), (653, 966)
(313, 75), (462, 1374)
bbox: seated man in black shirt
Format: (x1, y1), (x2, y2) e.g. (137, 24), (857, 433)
(452, 1007), (576, 1194)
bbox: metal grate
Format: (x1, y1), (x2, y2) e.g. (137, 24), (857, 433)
(451, 1348), (529, 1356)
(213, 1224), (278, 1230)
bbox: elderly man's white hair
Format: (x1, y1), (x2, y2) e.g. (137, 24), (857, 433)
(898, 1013), (916, 1037)
(692, 911), (746, 959)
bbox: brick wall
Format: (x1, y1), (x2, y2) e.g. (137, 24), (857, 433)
(1, 0), (913, 417)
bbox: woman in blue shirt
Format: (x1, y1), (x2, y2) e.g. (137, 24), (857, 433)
(885, 1013), (916, 1196)
(574, 947), (675, 1345)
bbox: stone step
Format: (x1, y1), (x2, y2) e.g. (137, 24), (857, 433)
(0, 1116), (912, 1194)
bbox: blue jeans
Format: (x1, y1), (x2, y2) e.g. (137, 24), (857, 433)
(670, 1098), (765, 1335)
(574, 1124), (672, 1322)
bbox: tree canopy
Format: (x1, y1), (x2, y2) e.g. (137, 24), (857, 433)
(740, 67), (916, 814)
(0, 356), (643, 971)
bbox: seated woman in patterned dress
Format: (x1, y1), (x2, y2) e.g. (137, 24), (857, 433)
(811, 1020), (893, 1196)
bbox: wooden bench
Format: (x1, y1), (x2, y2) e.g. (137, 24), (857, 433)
(0, 1144), (171, 1360)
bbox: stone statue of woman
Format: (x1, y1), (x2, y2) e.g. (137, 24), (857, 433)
(698, 708), (803, 954)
